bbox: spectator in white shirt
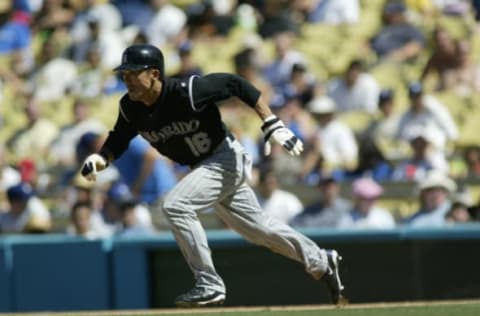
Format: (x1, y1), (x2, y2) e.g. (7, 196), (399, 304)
(337, 177), (395, 229)
(327, 59), (380, 114)
(396, 81), (458, 153)
(302, 95), (358, 176)
(255, 167), (303, 224)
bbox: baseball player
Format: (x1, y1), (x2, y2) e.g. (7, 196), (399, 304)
(80, 44), (347, 307)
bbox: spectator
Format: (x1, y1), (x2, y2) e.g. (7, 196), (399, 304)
(255, 167), (303, 224)
(112, 0), (153, 31)
(102, 181), (155, 233)
(327, 59), (380, 114)
(302, 95), (358, 177)
(0, 182), (51, 234)
(290, 176), (351, 228)
(0, 144), (21, 193)
(27, 35), (78, 102)
(404, 170), (457, 227)
(170, 41), (204, 80)
(292, 0), (360, 25)
(70, 45), (114, 98)
(0, 0), (32, 75)
(370, 0), (425, 62)
(263, 31), (306, 90)
(462, 145), (480, 178)
(233, 46), (274, 107)
(116, 200), (157, 237)
(420, 26), (458, 91)
(445, 201), (472, 224)
(392, 127), (448, 181)
(257, 0), (299, 39)
(6, 96), (59, 165)
(363, 89), (402, 160)
(32, 0), (76, 34)
(281, 63), (317, 109)
(347, 137), (393, 182)
(146, 0), (187, 46)
(68, 200), (107, 239)
(69, 5), (125, 69)
(443, 39), (480, 97)
(185, 0), (235, 39)
(49, 98), (107, 167)
(396, 81), (458, 156)
(69, 0), (123, 48)
(337, 177), (395, 229)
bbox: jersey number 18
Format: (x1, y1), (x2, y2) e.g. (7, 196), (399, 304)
(184, 132), (212, 156)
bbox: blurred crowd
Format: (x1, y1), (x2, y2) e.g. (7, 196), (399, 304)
(2, 0), (480, 237)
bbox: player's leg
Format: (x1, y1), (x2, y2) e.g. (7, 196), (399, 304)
(215, 182), (347, 304)
(161, 139), (246, 307)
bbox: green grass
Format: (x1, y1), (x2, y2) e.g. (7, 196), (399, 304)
(83, 302), (480, 316)
(10, 301), (480, 316)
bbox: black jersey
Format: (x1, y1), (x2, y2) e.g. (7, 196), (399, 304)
(100, 73), (261, 166)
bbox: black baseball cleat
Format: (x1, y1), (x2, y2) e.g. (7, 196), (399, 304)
(324, 249), (348, 305)
(174, 287), (226, 307)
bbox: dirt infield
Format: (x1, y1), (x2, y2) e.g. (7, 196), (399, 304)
(2, 299), (480, 316)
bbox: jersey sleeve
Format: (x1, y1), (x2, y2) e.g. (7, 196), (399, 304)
(99, 107), (137, 160)
(190, 73), (261, 109)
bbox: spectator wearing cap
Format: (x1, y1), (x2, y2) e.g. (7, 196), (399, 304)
(363, 88), (402, 160)
(404, 170), (457, 227)
(0, 182), (51, 234)
(370, 0), (425, 62)
(337, 177), (395, 229)
(327, 59), (380, 114)
(396, 81), (458, 166)
(392, 126), (449, 181)
(301, 95), (358, 178)
(290, 176), (351, 228)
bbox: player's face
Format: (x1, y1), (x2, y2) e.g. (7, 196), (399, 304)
(121, 69), (156, 102)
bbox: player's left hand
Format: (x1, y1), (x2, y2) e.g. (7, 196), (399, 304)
(261, 116), (303, 156)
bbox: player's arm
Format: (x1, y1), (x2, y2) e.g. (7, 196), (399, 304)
(81, 109), (137, 181)
(191, 73), (303, 156)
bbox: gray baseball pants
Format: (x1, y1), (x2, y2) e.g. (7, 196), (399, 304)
(162, 136), (329, 294)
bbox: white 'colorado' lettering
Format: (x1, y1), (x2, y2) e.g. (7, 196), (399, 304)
(140, 120), (201, 143)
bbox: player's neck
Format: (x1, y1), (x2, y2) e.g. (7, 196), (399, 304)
(142, 80), (163, 106)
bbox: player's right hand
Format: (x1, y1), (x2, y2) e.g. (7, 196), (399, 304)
(81, 153), (108, 181)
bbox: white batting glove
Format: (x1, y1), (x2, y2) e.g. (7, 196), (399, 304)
(261, 116), (304, 156)
(80, 153), (108, 181)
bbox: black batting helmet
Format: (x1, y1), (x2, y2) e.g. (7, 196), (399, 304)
(114, 44), (164, 78)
